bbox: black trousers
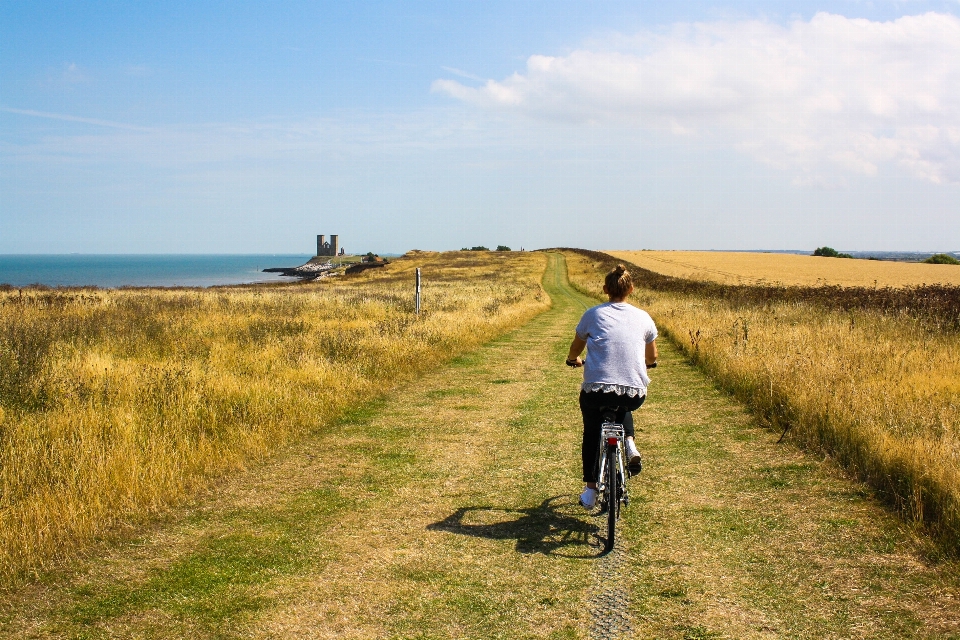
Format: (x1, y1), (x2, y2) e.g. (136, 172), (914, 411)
(580, 389), (646, 482)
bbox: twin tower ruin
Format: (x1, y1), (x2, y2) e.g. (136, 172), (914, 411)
(317, 235), (343, 257)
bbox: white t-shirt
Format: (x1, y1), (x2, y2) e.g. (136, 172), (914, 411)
(575, 302), (658, 396)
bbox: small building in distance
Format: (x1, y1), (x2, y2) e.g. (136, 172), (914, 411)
(317, 235), (343, 257)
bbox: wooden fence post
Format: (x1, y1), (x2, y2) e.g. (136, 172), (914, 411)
(415, 268), (421, 314)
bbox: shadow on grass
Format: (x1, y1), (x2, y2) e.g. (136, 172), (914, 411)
(427, 495), (603, 558)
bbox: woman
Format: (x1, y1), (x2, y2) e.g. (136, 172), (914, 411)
(566, 264), (658, 509)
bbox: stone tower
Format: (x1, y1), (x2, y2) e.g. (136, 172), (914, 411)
(316, 234), (341, 257)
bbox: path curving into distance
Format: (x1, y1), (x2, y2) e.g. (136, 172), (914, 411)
(3, 252), (958, 639)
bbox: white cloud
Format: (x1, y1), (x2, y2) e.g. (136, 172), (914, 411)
(432, 12), (960, 183)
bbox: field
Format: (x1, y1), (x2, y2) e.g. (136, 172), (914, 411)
(566, 249), (960, 547)
(0, 251), (548, 584)
(610, 250), (960, 287)
(4, 253), (959, 639)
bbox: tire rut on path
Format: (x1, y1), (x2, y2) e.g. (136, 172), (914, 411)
(588, 544), (634, 640)
(552, 256), (637, 640)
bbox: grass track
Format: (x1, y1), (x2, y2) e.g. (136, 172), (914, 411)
(3, 253), (959, 639)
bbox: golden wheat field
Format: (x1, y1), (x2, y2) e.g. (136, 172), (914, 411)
(0, 251), (548, 583)
(610, 250), (960, 288)
(565, 250), (960, 546)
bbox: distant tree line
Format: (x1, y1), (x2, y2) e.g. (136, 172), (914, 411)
(814, 246), (958, 265)
(925, 254), (960, 265)
(813, 246), (853, 259)
(461, 246), (512, 252)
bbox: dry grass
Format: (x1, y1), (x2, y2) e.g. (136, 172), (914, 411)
(611, 250), (960, 288)
(5, 253), (960, 638)
(566, 250), (960, 548)
(0, 251), (548, 584)
(0, 252), (590, 639)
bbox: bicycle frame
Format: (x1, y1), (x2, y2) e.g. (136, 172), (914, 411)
(596, 417), (628, 552)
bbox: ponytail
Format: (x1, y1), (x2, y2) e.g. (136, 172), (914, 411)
(604, 264), (633, 299)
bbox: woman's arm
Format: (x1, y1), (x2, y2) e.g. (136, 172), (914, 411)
(567, 335), (587, 366)
(645, 339), (658, 367)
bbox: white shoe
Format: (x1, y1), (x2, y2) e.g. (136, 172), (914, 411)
(579, 487), (598, 509)
(625, 439), (642, 474)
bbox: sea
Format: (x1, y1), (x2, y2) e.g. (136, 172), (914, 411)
(0, 254), (314, 289)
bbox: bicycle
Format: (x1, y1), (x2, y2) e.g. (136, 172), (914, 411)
(566, 359), (655, 553)
(596, 406), (628, 553)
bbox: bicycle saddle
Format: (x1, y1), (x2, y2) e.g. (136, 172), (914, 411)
(599, 406), (622, 422)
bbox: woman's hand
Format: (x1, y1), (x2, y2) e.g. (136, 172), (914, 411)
(567, 334), (587, 367)
(645, 339), (658, 368)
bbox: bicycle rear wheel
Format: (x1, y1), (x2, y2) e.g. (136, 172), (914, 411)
(605, 445), (618, 552)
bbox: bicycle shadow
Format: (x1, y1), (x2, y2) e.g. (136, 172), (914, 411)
(427, 495), (604, 558)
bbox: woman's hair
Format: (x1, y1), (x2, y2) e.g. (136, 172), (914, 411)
(604, 264), (633, 299)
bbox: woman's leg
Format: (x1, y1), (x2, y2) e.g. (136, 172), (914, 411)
(581, 390), (644, 482)
(621, 410), (635, 439)
(579, 391), (603, 483)
(616, 394), (646, 439)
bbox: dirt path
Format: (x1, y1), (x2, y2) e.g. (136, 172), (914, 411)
(3, 253), (959, 639)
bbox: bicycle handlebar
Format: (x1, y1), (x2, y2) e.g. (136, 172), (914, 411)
(566, 358), (657, 369)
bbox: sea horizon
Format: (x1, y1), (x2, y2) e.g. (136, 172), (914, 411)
(3, 249), (956, 290)
(0, 253), (314, 289)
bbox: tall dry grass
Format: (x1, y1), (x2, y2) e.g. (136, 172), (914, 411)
(0, 251), (548, 583)
(564, 250), (960, 548)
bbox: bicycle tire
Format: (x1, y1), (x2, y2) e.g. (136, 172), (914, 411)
(605, 445), (618, 551)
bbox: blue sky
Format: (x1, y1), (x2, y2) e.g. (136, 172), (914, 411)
(2, 1), (959, 254)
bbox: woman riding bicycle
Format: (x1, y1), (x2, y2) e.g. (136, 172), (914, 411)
(566, 264), (658, 509)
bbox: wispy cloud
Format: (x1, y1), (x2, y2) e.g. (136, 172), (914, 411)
(1, 107), (154, 132)
(440, 66), (484, 82)
(433, 12), (960, 184)
(123, 64), (153, 78)
(61, 62), (89, 84)
(357, 57), (418, 67)
(0, 109), (514, 169)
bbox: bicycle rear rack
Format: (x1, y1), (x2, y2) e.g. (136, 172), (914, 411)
(600, 423), (625, 443)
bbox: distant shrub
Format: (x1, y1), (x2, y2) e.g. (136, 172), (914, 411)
(814, 247), (853, 259)
(462, 246), (490, 252)
(925, 253), (960, 265)
(496, 245), (511, 252)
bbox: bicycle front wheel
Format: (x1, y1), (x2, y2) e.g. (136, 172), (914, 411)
(605, 445), (618, 551)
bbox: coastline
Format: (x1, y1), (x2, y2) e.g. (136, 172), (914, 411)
(263, 255), (389, 280)
(0, 254), (313, 289)
(262, 256), (340, 279)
